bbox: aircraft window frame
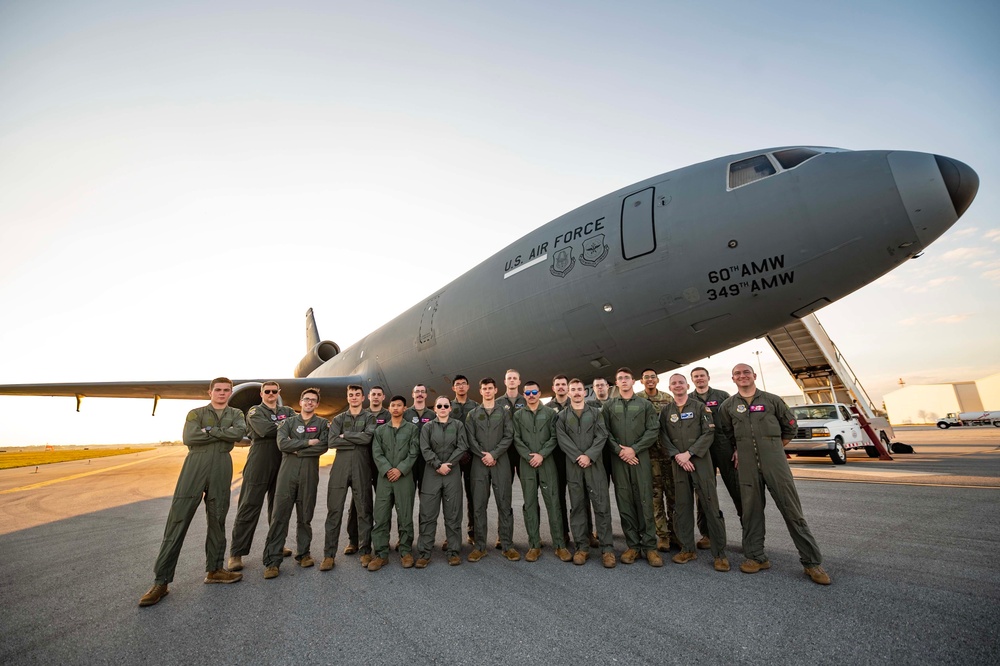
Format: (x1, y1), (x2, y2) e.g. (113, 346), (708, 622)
(727, 154), (777, 190)
(726, 147), (845, 192)
(773, 147), (821, 170)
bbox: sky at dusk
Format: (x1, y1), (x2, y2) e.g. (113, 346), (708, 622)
(1, 0), (997, 445)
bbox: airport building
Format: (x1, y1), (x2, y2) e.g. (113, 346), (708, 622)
(883, 372), (1000, 424)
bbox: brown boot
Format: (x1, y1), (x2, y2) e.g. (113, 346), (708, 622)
(282, 547), (293, 557)
(589, 533), (600, 549)
(656, 537), (670, 553)
(696, 536), (711, 550)
(204, 569), (243, 584)
(359, 553), (373, 567)
(400, 553), (415, 569)
(739, 559), (771, 574)
(620, 548), (639, 564)
(298, 555), (314, 568)
(227, 556), (243, 572)
(573, 550), (589, 565)
(414, 557), (430, 569)
(671, 551), (697, 564)
(646, 550), (664, 567)
(467, 549), (486, 562)
(714, 557), (731, 572)
(525, 548), (541, 562)
(555, 547), (572, 562)
(263, 566), (279, 579)
(319, 557), (335, 571)
(602, 552), (617, 568)
(503, 548), (522, 562)
(139, 583), (168, 607)
(343, 544), (358, 555)
(367, 556), (386, 572)
(448, 555), (461, 566)
(804, 565), (832, 585)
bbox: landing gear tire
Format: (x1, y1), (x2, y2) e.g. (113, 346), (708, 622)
(864, 446), (879, 458)
(830, 437), (847, 465)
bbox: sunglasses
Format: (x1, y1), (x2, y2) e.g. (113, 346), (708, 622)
(435, 404), (451, 409)
(263, 389), (279, 395)
(524, 390), (539, 396)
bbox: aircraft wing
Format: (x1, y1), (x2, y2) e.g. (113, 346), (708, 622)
(0, 376), (363, 416)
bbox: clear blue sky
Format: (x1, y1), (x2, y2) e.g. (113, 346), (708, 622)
(1, 0), (997, 444)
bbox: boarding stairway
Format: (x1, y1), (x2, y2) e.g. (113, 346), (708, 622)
(765, 313), (893, 460)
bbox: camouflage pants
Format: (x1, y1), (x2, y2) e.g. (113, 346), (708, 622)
(649, 451), (678, 543)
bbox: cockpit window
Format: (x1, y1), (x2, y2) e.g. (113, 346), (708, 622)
(773, 148), (820, 170)
(728, 155), (776, 190)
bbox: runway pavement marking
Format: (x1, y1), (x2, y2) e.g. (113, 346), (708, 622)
(793, 468), (935, 476)
(0, 452), (173, 495)
(795, 476), (1000, 489)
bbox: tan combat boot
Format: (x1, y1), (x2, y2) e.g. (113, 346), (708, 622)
(139, 583), (169, 607)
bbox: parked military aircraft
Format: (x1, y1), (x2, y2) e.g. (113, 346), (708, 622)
(0, 147), (978, 416)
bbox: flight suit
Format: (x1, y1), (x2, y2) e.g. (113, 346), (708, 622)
(555, 405), (614, 554)
(416, 419), (469, 559)
(230, 402), (296, 558)
(602, 396), (659, 553)
(404, 406), (435, 491)
(547, 397), (573, 542)
(153, 404), (247, 584)
(452, 398), (480, 540)
(692, 387), (742, 538)
(465, 404), (514, 553)
(262, 414), (330, 567)
(719, 390), (823, 567)
(586, 397), (613, 483)
(659, 398), (727, 558)
(371, 421), (420, 559)
(512, 405), (565, 550)
(637, 389), (677, 545)
(347, 407), (390, 549)
(324, 409), (377, 558)
(496, 394), (527, 479)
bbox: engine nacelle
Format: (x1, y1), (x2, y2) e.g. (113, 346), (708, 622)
(294, 340), (341, 378)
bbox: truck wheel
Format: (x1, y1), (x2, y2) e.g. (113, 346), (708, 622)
(937, 422), (950, 429)
(830, 437), (847, 465)
(864, 446), (879, 458)
(994, 421), (1000, 428)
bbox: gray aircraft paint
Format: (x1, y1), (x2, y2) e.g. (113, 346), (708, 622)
(0, 147), (978, 418)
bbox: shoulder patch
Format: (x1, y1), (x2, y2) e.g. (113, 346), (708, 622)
(248, 407), (257, 416)
(186, 411), (199, 422)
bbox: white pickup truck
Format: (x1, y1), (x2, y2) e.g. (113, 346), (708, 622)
(784, 403), (894, 465)
(936, 411), (1000, 428)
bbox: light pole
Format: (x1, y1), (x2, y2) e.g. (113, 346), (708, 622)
(753, 350), (766, 391)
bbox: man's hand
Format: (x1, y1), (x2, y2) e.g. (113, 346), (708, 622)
(307, 438), (320, 446)
(576, 454), (591, 468)
(437, 462), (452, 476)
(619, 446), (638, 466)
(732, 450), (738, 469)
(482, 452), (496, 467)
(529, 453), (544, 468)
(386, 468), (401, 482)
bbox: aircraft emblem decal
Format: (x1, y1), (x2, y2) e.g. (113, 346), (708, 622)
(550, 247), (575, 278)
(579, 234), (609, 267)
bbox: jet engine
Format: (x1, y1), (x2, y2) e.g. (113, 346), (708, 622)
(294, 341), (341, 378)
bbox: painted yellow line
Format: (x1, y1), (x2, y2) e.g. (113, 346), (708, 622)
(0, 452), (172, 495)
(795, 476), (1000, 489)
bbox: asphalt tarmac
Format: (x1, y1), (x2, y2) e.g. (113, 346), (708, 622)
(1, 426), (997, 665)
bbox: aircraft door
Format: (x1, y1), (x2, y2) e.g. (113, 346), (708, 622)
(621, 187), (656, 260)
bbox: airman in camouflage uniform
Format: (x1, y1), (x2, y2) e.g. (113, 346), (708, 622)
(636, 368), (676, 552)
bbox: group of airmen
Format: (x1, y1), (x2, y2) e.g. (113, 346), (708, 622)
(139, 364), (832, 607)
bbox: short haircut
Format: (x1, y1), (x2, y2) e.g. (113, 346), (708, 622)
(480, 377), (496, 388)
(616, 367), (634, 378)
(691, 367), (709, 376)
(523, 381), (540, 390)
(593, 377), (609, 384)
(552, 374), (568, 383)
(505, 369), (520, 376)
(209, 377), (233, 391)
(641, 368), (656, 376)
(389, 395), (407, 406)
(453, 375), (469, 384)
(347, 384), (364, 393)
(370, 385), (384, 393)
(301, 387), (320, 400)
(261, 380), (280, 390)
(568, 378), (584, 387)
(413, 384), (426, 390)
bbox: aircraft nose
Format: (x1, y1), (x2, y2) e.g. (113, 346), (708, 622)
(934, 155), (979, 218)
(887, 151), (978, 249)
